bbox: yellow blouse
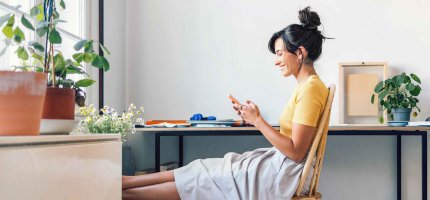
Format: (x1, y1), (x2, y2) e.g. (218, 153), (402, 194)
(279, 75), (329, 138)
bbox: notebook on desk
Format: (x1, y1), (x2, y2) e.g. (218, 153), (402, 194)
(408, 121), (430, 126)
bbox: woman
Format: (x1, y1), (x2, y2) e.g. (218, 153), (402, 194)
(123, 6), (331, 200)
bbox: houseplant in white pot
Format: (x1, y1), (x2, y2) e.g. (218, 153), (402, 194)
(371, 72), (421, 125)
(0, 0), (110, 120)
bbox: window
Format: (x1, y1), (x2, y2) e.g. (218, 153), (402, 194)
(0, 0), (87, 75)
(0, 0), (96, 105)
(0, 0), (33, 69)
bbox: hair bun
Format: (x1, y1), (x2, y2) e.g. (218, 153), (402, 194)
(298, 6), (321, 30)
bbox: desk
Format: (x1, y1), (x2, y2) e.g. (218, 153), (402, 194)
(136, 125), (430, 200)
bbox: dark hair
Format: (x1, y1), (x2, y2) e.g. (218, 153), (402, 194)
(268, 6), (332, 64)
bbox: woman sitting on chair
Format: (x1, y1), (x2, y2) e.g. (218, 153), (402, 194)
(123, 6), (331, 200)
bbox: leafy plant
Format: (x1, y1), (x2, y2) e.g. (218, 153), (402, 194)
(0, 0), (110, 106)
(371, 72), (422, 120)
(79, 104), (145, 141)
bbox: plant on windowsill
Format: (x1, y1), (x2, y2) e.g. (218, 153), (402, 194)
(78, 104), (145, 141)
(371, 72), (422, 123)
(0, 0), (110, 120)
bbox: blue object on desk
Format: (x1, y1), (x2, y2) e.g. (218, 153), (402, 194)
(190, 113), (203, 120)
(190, 113), (216, 121)
(206, 116), (216, 120)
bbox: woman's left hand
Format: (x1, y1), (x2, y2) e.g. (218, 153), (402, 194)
(238, 101), (261, 125)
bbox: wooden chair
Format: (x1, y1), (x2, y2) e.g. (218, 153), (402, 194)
(292, 84), (336, 200)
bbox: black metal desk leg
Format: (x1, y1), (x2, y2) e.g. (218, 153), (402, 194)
(179, 135), (184, 167)
(397, 135), (402, 200)
(423, 132), (427, 200)
(155, 133), (161, 172)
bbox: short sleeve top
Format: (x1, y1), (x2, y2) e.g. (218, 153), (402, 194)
(279, 75), (329, 138)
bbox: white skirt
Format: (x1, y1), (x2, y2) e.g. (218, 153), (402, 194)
(174, 147), (312, 200)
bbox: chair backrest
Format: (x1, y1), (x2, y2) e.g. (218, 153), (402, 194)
(295, 84), (336, 197)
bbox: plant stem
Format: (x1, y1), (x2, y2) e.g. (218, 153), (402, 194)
(43, 0), (48, 73)
(50, 42), (55, 87)
(49, 1), (55, 86)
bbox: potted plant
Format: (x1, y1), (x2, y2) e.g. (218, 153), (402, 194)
(0, 0), (110, 120)
(371, 72), (422, 122)
(0, 71), (47, 135)
(0, 5), (47, 135)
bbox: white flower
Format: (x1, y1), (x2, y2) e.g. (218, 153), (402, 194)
(79, 103), (144, 141)
(136, 118), (144, 125)
(84, 116), (92, 122)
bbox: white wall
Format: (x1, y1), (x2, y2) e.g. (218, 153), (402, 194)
(103, 0), (126, 112)
(105, 0), (430, 199)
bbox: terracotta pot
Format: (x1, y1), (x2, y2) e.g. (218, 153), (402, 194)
(42, 87), (76, 119)
(0, 71), (47, 136)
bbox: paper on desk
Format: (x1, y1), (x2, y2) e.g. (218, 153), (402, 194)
(408, 121), (430, 126)
(144, 122), (191, 128)
(194, 124), (229, 127)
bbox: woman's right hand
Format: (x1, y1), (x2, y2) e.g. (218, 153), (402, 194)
(232, 103), (247, 122)
(229, 95), (247, 123)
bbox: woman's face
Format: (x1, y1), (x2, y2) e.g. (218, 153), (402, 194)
(274, 38), (299, 77)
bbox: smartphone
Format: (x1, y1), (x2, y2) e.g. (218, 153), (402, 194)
(228, 94), (242, 105)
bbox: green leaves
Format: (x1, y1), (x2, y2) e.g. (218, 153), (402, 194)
(2, 14), (15, 38)
(83, 53), (93, 63)
(84, 40), (93, 53)
(410, 85), (421, 96)
(72, 53), (84, 63)
(36, 26), (48, 37)
(16, 46), (29, 60)
(74, 40), (87, 51)
(2, 25), (13, 38)
(53, 10), (60, 19)
(411, 73), (421, 84)
(54, 53), (65, 69)
(21, 15), (34, 30)
(91, 55), (110, 71)
(49, 28), (62, 44)
(73, 39), (111, 73)
(29, 41), (45, 52)
(378, 90), (388, 101)
(13, 27), (25, 43)
(394, 74), (405, 87)
(30, 4), (45, 21)
(374, 81), (384, 93)
(405, 83), (415, 91)
(75, 79), (96, 87)
(99, 43), (110, 55)
(30, 5), (40, 17)
(59, 0), (66, 9)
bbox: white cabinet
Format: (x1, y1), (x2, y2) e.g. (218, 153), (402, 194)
(0, 134), (121, 200)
